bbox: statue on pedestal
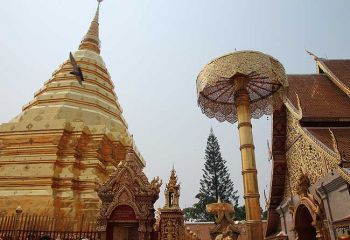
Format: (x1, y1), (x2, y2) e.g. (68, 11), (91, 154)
(206, 199), (240, 240)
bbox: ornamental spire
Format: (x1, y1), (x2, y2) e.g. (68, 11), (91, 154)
(164, 167), (181, 209)
(78, 0), (103, 54)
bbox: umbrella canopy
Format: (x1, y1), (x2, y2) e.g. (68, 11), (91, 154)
(197, 51), (288, 123)
(206, 202), (235, 214)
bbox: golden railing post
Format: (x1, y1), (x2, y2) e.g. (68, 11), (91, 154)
(234, 77), (263, 240)
(15, 206), (23, 240)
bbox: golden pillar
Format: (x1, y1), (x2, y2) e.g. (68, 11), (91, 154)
(234, 77), (263, 239)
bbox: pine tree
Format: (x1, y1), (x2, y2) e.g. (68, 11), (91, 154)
(234, 205), (246, 220)
(184, 128), (239, 222)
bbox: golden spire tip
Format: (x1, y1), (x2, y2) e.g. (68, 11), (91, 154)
(78, 0), (102, 53)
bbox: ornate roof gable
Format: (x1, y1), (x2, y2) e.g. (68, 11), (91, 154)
(97, 150), (162, 231)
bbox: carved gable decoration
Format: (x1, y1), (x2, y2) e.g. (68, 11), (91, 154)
(297, 169), (311, 197)
(110, 205), (136, 221)
(96, 150), (162, 231)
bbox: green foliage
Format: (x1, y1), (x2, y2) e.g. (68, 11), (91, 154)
(234, 205), (246, 221)
(184, 129), (239, 222)
(184, 193), (216, 221)
(262, 209), (268, 220)
(233, 205), (268, 221)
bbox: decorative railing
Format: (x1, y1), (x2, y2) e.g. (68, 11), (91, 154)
(0, 214), (98, 240)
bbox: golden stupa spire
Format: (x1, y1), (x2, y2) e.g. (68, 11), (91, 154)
(78, 0), (103, 54)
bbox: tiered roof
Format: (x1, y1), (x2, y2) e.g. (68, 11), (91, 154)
(286, 74), (350, 121)
(318, 59), (350, 95)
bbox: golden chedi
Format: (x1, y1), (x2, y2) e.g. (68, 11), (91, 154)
(0, 3), (145, 219)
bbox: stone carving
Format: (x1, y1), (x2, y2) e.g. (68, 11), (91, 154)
(164, 220), (175, 240)
(150, 176), (163, 194)
(159, 216), (184, 240)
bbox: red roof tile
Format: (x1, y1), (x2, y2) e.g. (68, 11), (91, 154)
(319, 59), (350, 93)
(286, 74), (350, 120)
(305, 128), (350, 161)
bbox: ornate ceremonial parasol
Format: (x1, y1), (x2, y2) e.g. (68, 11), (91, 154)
(197, 51), (287, 123)
(196, 51), (287, 240)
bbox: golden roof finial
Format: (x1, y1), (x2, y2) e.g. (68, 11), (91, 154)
(170, 166), (177, 181)
(166, 166), (179, 189)
(329, 129), (341, 161)
(305, 49), (319, 60)
(78, 0), (103, 54)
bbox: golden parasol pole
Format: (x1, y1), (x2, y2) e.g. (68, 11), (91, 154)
(234, 76), (263, 240)
(196, 51), (287, 240)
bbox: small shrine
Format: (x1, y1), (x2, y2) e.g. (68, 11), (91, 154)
(158, 167), (185, 240)
(96, 148), (162, 240)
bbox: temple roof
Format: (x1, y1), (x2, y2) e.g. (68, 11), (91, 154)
(305, 128), (350, 162)
(0, 2), (144, 165)
(266, 56), (350, 237)
(317, 59), (350, 96)
(286, 74), (350, 121)
(284, 56), (350, 124)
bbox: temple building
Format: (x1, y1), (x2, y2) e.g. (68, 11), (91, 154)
(266, 55), (350, 240)
(0, 3), (150, 219)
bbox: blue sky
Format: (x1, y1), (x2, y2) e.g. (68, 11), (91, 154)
(0, 0), (349, 209)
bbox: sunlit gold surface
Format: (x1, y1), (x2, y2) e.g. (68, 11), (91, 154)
(206, 202), (234, 215)
(234, 77), (263, 240)
(197, 51), (287, 123)
(0, 4), (144, 218)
